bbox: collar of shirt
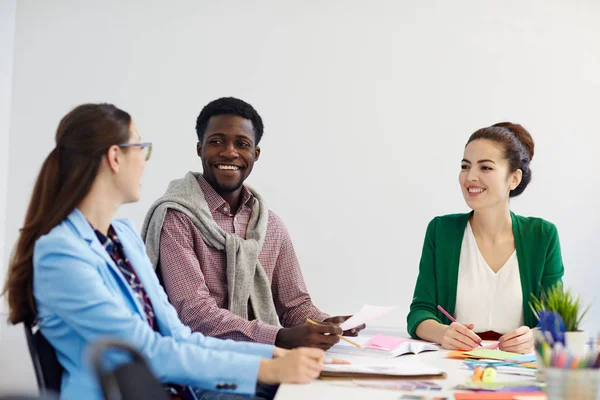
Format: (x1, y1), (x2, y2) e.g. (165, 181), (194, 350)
(196, 174), (254, 216)
(93, 225), (120, 252)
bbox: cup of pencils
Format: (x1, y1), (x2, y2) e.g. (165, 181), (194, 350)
(545, 367), (600, 400)
(534, 311), (600, 399)
(533, 328), (547, 382)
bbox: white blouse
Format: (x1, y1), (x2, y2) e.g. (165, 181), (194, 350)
(454, 222), (523, 334)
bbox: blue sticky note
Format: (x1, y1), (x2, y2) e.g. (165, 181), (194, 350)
(509, 355), (536, 363)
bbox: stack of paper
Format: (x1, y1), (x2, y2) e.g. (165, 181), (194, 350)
(320, 362), (445, 380)
(456, 349), (538, 380)
(448, 349), (534, 363)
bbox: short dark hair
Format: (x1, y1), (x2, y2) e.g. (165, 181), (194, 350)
(467, 122), (535, 197)
(195, 97), (264, 145)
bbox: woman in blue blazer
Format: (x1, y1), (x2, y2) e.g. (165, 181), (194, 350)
(2, 103), (329, 400)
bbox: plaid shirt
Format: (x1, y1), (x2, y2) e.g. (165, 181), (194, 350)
(94, 226), (157, 330)
(158, 175), (329, 344)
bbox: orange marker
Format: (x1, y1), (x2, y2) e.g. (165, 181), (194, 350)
(472, 365), (484, 382)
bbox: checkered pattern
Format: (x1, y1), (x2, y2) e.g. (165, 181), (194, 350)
(94, 226), (157, 329)
(158, 175), (329, 344)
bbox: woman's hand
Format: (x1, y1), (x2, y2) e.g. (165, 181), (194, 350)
(258, 347), (325, 384)
(440, 322), (482, 350)
(273, 346), (290, 359)
(499, 326), (533, 354)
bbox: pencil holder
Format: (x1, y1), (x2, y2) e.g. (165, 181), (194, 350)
(545, 367), (600, 400)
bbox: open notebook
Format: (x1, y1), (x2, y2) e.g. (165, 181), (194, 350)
(320, 362), (446, 380)
(326, 334), (439, 358)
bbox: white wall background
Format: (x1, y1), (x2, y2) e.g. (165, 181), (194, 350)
(0, 0), (16, 302)
(1, 0), (38, 396)
(2, 2), (600, 388)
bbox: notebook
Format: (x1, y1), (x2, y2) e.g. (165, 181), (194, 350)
(320, 362), (446, 380)
(327, 334), (439, 358)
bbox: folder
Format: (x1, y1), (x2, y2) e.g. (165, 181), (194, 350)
(319, 363), (446, 380)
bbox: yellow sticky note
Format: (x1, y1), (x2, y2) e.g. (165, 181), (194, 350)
(463, 349), (523, 361)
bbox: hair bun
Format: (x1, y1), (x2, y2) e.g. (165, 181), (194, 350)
(492, 122), (535, 161)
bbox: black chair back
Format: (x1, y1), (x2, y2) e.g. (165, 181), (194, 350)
(22, 322), (63, 395)
(90, 339), (169, 400)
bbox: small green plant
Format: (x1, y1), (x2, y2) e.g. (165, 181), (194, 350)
(529, 282), (590, 332)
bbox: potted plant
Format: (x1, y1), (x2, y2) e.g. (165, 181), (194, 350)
(529, 282), (591, 357)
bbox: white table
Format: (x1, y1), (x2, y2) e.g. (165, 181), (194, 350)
(275, 327), (536, 400)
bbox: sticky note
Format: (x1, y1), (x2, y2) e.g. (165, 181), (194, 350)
(509, 354), (536, 363)
(464, 349), (524, 361)
(366, 334), (404, 350)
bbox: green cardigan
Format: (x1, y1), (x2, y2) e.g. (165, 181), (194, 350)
(407, 212), (564, 339)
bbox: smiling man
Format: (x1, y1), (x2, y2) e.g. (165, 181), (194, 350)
(142, 97), (363, 350)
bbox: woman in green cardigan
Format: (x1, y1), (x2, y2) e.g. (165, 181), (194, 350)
(407, 122), (564, 354)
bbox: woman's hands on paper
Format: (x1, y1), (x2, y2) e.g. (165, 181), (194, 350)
(440, 322), (482, 350)
(258, 347), (325, 384)
(499, 326), (533, 354)
(259, 348), (350, 384)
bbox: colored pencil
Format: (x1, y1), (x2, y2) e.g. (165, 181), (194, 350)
(437, 305), (483, 347)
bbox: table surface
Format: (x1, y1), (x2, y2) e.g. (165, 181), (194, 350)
(274, 327), (536, 400)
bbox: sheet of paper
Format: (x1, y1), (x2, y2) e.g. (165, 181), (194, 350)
(463, 349), (525, 361)
(446, 350), (473, 359)
(339, 304), (398, 331)
(514, 397), (547, 400)
(322, 362), (444, 377)
(460, 381), (543, 391)
(455, 394), (546, 400)
(495, 366), (537, 377)
(352, 380), (442, 391)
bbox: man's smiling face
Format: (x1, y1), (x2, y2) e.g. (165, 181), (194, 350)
(197, 114), (260, 194)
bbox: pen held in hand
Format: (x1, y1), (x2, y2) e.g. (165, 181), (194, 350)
(436, 305), (482, 347)
(306, 319), (363, 349)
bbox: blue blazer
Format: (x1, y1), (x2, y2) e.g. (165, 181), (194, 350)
(33, 209), (273, 400)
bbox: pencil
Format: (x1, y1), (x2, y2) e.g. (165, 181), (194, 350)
(306, 319), (363, 348)
(436, 305), (482, 347)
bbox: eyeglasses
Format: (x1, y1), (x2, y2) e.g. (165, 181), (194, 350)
(119, 142), (153, 161)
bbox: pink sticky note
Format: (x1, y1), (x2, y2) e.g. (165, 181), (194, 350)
(366, 334), (405, 350)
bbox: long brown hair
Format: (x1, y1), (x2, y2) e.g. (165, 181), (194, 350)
(2, 103), (132, 324)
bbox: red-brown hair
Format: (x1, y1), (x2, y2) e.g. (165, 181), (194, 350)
(2, 103), (131, 324)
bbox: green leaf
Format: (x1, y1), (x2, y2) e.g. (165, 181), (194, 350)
(528, 282), (590, 331)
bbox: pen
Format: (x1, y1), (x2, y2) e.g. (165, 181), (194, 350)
(437, 305), (482, 347)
